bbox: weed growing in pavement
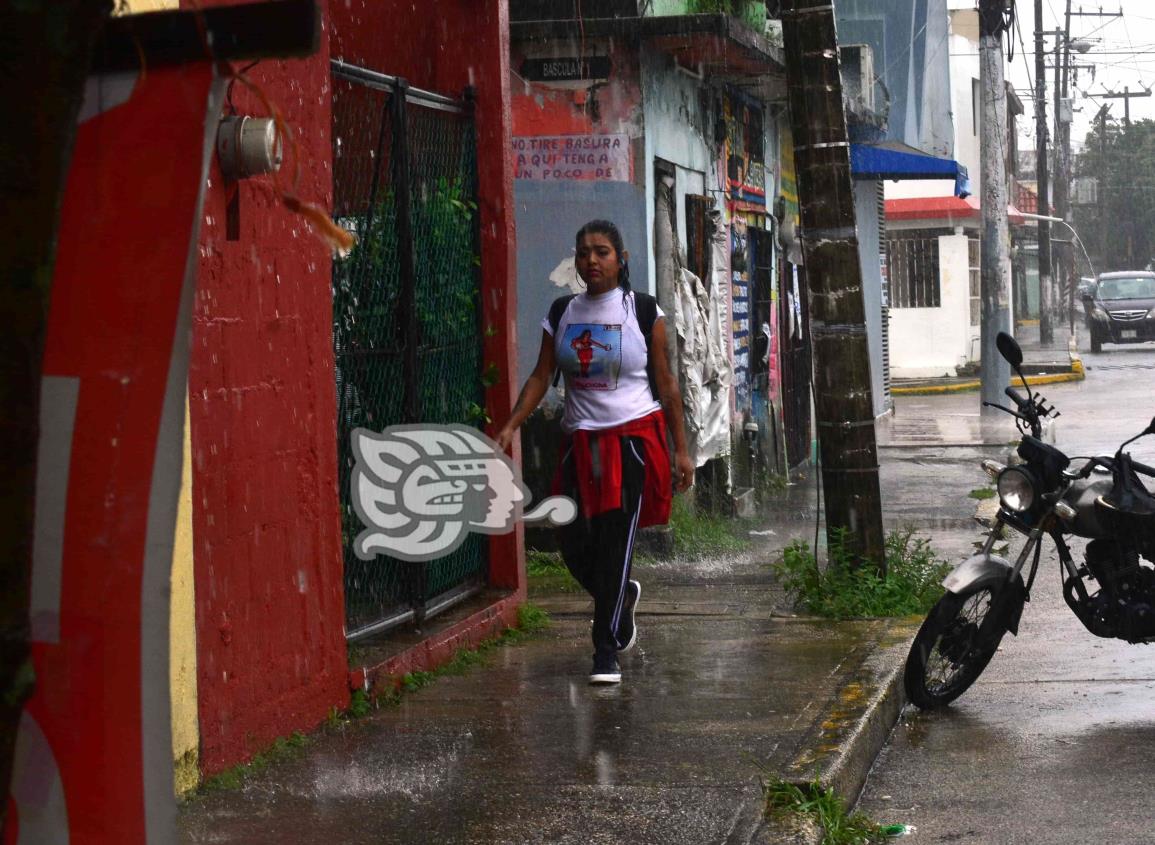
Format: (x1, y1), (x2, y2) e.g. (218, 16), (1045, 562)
(772, 528), (951, 619)
(526, 549), (582, 594)
(666, 495), (751, 560)
(380, 603), (552, 705)
(968, 486), (997, 500)
(764, 779), (883, 845)
(198, 732), (310, 795)
(194, 609), (550, 795)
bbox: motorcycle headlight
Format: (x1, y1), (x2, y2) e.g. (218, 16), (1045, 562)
(997, 467), (1037, 513)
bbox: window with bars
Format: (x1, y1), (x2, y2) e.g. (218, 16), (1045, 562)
(968, 237), (981, 326)
(887, 233), (941, 308)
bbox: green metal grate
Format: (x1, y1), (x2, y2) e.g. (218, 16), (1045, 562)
(331, 63), (487, 640)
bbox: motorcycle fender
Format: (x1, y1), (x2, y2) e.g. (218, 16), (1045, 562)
(942, 553), (1014, 594)
(942, 553), (1027, 636)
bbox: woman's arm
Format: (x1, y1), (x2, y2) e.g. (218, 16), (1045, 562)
(495, 330), (557, 453)
(649, 317), (694, 492)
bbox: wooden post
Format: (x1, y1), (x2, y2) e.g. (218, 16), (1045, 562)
(780, 0), (885, 572)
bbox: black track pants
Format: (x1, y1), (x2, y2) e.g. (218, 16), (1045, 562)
(557, 435), (647, 656)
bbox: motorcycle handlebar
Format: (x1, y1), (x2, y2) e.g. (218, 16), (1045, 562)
(1076, 455), (1155, 479)
(1005, 386), (1028, 408)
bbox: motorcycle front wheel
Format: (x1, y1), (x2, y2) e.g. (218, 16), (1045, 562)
(904, 586), (1006, 709)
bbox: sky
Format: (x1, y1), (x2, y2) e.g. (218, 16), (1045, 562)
(1005, 0), (1155, 153)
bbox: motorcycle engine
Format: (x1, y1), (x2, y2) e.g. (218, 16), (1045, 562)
(1079, 539), (1155, 642)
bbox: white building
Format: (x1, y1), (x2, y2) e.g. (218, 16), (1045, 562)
(882, 0), (1025, 379)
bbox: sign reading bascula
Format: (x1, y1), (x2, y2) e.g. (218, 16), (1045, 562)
(512, 133), (630, 182)
(520, 56), (612, 82)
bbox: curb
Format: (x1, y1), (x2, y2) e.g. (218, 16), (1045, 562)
(891, 367), (1084, 395)
(748, 620), (920, 844)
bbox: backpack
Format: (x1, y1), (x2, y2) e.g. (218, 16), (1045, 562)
(548, 290), (660, 399)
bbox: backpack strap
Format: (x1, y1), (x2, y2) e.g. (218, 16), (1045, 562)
(548, 294), (576, 388)
(632, 291), (660, 400)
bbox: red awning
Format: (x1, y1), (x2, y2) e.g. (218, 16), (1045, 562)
(885, 195), (1026, 226)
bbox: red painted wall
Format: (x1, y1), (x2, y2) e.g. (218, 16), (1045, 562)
(331, 0), (523, 591)
(188, 0), (348, 775)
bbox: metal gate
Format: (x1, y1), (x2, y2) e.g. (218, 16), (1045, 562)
(330, 61), (487, 641)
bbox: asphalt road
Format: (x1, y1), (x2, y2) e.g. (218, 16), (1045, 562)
(856, 340), (1155, 844)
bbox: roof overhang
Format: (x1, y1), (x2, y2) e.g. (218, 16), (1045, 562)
(851, 141), (971, 197)
(885, 195), (1026, 226)
(510, 14), (785, 80)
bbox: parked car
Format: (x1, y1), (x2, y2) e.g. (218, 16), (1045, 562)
(1082, 271), (1155, 353)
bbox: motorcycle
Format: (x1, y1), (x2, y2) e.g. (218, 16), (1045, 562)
(904, 331), (1155, 709)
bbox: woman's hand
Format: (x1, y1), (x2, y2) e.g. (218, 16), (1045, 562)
(674, 450), (694, 493)
(495, 426), (516, 453)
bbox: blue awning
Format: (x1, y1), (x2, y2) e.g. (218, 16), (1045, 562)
(850, 141), (970, 198)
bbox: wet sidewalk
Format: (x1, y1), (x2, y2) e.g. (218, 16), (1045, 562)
(178, 546), (917, 845)
(177, 405), (997, 845)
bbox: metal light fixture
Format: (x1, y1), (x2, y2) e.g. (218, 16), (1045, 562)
(216, 116), (282, 181)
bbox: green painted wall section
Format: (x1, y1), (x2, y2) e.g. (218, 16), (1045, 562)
(650, 0), (767, 32)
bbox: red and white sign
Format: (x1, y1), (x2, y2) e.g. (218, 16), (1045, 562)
(6, 63), (222, 843)
(512, 133), (630, 182)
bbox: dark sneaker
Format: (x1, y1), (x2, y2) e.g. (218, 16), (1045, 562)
(589, 653), (621, 685)
(617, 579), (641, 653)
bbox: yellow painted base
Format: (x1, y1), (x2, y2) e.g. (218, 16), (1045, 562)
(891, 368), (1085, 396)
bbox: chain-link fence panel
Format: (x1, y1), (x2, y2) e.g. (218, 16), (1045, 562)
(331, 63), (487, 640)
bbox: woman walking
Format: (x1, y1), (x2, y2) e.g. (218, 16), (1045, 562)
(495, 220), (693, 684)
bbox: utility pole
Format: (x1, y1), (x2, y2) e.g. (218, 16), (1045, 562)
(1054, 23), (1070, 334)
(1057, 4), (1073, 330)
(780, 0), (885, 573)
(1034, 0), (1054, 346)
(980, 0), (1013, 409)
(1101, 86), (1151, 126)
(1059, 5), (1119, 328)
(1098, 104), (1110, 265)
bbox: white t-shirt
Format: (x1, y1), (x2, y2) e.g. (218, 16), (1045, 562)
(542, 289), (664, 434)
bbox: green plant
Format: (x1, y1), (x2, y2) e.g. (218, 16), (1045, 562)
(348, 688), (372, 718)
(199, 731), (310, 795)
(772, 528), (952, 619)
(526, 549), (582, 594)
(765, 779), (883, 845)
(526, 549), (565, 576)
(667, 495), (750, 559)
(381, 603), (553, 702)
(968, 487), (996, 500)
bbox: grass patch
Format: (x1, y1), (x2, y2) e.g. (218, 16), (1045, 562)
(772, 528), (951, 619)
(667, 495), (751, 560)
(765, 779), (883, 845)
(199, 731), (310, 794)
(526, 549), (582, 594)
(967, 486), (996, 500)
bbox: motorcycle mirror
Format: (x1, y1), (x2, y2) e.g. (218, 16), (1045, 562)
(996, 331), (1023, 367)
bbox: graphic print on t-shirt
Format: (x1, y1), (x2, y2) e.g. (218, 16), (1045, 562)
(559, 323), (622, 390)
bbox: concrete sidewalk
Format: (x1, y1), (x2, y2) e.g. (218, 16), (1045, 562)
(891, 321), (1083, 395)
(178, 429), (1001, 845)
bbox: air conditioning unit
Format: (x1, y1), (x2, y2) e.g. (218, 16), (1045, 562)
(839, 44), (875, 114)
